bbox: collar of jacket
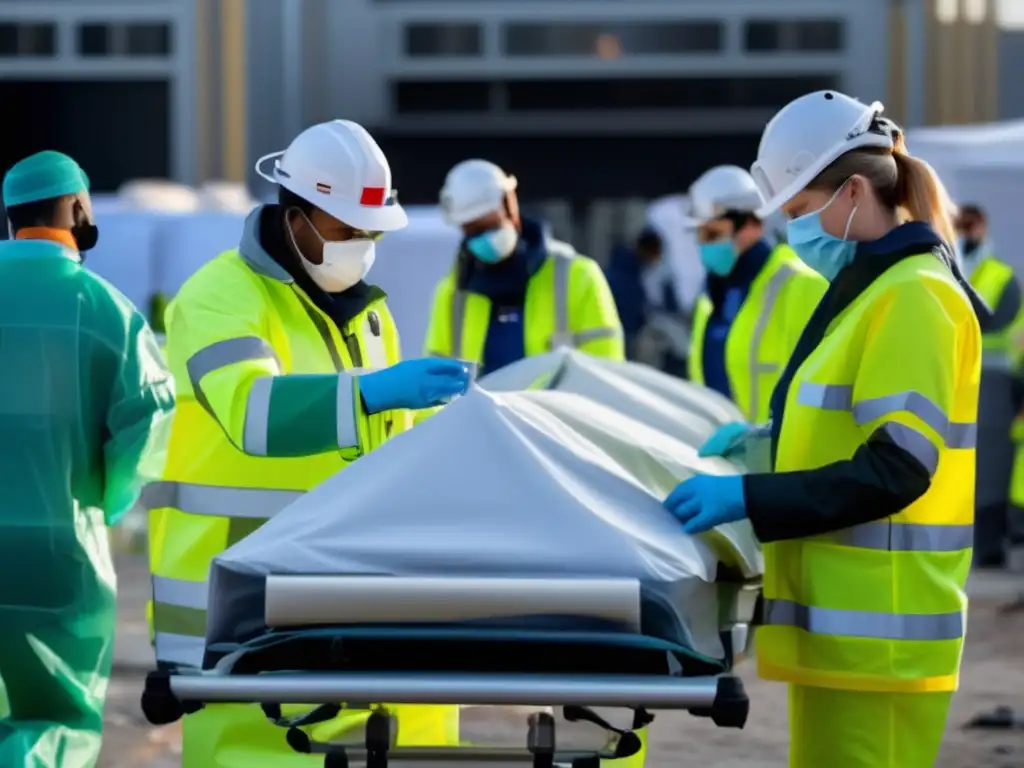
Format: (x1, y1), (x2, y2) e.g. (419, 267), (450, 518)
(846, 221), (989, 321)
(237, 204), (385, 329)
(459, 216), (553, 303)
(15, 226), (79, 251)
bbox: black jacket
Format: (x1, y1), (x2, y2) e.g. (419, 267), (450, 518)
(745, 223), (990, 543)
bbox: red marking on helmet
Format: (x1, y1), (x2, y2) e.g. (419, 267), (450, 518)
(360, 187), (386, 206)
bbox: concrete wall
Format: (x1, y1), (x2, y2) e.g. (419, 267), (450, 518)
(243, 0), (892, 154)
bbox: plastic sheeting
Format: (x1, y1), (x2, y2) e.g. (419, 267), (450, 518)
(479, 348), (742, 448)
(207, 385), (761, 665)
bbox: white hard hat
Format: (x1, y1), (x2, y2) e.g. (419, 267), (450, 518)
(255, 120), (407, 232)
(439, 159), (518, 226)
(684, 165), (764, 229)
(751, 90), (895, 218)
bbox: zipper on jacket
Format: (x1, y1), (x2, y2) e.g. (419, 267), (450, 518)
(293, 288), (346, 371)
(294, 288), (393, 439)
(341, 329), (364, 368)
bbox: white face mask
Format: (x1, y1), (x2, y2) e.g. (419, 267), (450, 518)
(288, 211), (377, 293)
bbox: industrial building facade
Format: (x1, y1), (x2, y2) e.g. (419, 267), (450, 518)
(0, 0), (1005, 199)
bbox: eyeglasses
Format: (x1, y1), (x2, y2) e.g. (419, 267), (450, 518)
(344, 229), (385, 242)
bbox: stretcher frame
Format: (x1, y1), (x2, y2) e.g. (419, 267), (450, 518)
(143, 575), (758, 766)
(143, 669), (749, 767)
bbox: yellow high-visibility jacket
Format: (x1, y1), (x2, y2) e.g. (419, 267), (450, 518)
(968, 255), (1022, 370)
(147, 221), (411, 666)
(145, 208), (457, 748)
(424, 239), (624, 367)
(759, 252), (980, 693)
(689, 244), (827, 422)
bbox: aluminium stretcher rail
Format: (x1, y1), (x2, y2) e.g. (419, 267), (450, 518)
(142, 670), (750, 765)
(165, 671), (721, 708)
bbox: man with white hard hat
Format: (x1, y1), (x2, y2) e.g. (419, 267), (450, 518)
(146, 120), (466, 766)
(684, 165), (826, 461)
(424, 159), (624, 375)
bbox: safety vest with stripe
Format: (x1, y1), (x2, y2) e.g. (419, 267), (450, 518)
(759, 253), (980, 693)
(969, 255), (1019, 372)
(145, 244), (410, 669)
(423, 240), (625, 366)
(689, 245), (827, 423)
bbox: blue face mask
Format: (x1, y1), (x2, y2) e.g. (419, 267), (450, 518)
(466, 224), (519, 264)
(786, 182), (859, 282)
(699, 240), (739, 277)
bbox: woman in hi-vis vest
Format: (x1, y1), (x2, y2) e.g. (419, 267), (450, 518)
(664, 91), (988, 767)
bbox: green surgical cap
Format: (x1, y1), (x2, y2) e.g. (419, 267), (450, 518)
(3, 150), (90, 208)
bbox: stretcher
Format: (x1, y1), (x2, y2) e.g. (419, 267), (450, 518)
(142, 573), (757, 766)
(142, 386), (762, 765)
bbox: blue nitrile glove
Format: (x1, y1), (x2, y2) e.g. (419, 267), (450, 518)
(698, 422), (753, 458)
(663, 475), (747, 535)
(359, 358), (472, 414)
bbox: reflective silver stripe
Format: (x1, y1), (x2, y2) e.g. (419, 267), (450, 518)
(155, 632), (206, 668)
(853, 391), (947, 436)
(797, 383), (975, 449)
(138, 481), (304, 519)
(243, 377), (274, 455)
(362, 315), (390, 370)
(762, 598), (964, 641)
(450, 290), (468, 359)
(573, 326), (620, 345)
(947, 421), (977, 448)
(882, 422), (940, 475)
(336, 373), (358, 448)
(747, 263), (794, 421)
(828, 521), (973, 552)
(186, 336), (279, 390)
(153, 575), (207, 610)
(982, 348), (1014, 371)
(796, 382), (853, 410)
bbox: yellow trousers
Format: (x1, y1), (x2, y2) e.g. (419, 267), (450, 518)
(182, 704), (459, 767)
(789, 685), (953, 768)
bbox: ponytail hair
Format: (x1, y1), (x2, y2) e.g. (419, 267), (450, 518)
(890, 132), (958, 248)
(807, 131), (958, 247)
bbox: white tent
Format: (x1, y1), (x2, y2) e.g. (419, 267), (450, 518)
(906, 121), (1024, 270)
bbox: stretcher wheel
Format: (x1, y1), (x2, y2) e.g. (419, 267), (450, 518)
(140, 670), (203, 725)
(688, 675), (749, 729)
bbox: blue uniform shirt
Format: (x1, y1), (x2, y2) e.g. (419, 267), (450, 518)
(701, 239), (772, 400)
(462, 217), (549, 377)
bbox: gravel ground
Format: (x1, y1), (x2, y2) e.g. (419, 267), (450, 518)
(99, 556), (1024, 767)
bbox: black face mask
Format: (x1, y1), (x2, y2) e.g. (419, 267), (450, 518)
(961, 237), (980, 256)
(71, 203), (99, 253)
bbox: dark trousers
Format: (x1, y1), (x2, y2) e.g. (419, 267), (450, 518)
(975, 502), (1008, 567)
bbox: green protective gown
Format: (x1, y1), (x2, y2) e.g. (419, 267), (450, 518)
(0, 238), (175, 767)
